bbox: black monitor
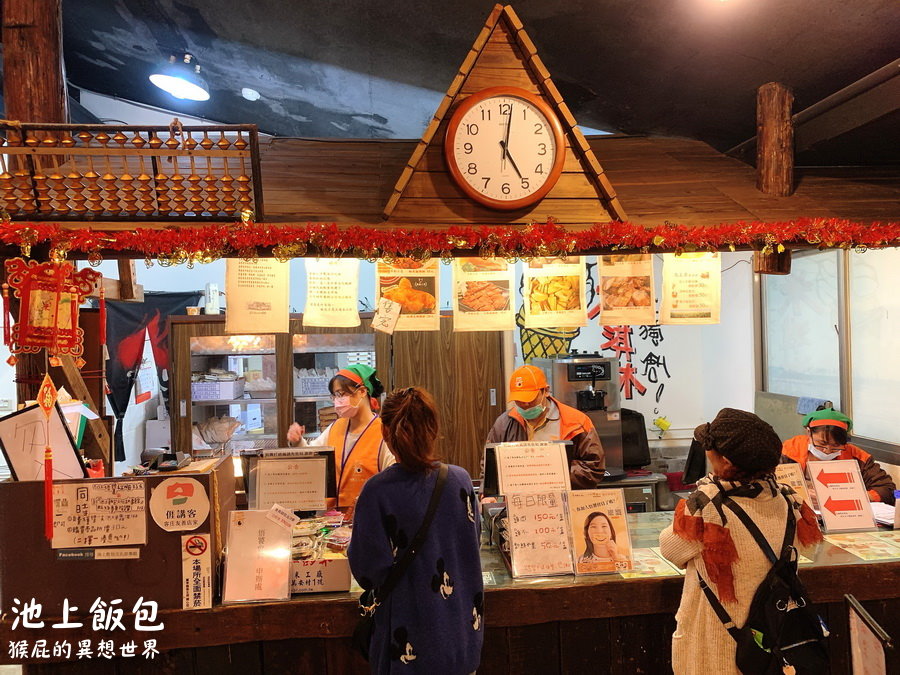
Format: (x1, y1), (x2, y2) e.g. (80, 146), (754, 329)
(620, 408), (651, 470)
(241, 447), (337, 508)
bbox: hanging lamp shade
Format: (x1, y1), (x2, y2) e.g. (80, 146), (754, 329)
(149, 53), (210, 102)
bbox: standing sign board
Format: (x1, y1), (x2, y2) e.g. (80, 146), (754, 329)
(567, 489), (633, 574)
(807, 459), (876, 533)
(775, 463), (812, 508)
(495, 442), (570, 494)
(505, 491), (573, 577)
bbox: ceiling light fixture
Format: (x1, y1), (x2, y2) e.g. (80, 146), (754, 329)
(149, 53), (210, 101)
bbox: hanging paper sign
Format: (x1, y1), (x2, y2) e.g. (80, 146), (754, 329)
(807, 459), (876, 533)
(372, 297), (401, 335)
(660, 252), (721, 324)
(225, 258), (289, 334)
(522, 256), (586, 329)
(303, 258), (361, 328)
(149, 477), (211, 532)
(376, 258), (439, 331)
(598, 254), (655, 326)
(506, 491), (573, 577)
(222, 510), (292, 603)
(452, 258), (515, 332)
(181, 533), (213, 610)
(567, 489), (633, 574)
(495, 441), (571, 494)
(775, 462), (812, 508)
(3, 258), (100, 364)
(52, 480), (147, 549)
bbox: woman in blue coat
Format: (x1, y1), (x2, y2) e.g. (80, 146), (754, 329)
(348, 387), (483, 674)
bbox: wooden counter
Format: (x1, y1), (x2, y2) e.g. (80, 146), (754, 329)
(6, 513), (900, 674)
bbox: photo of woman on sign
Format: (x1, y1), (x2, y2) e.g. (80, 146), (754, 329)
(578, 511), (628, 566)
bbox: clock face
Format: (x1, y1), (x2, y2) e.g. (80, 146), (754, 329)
(444, 87), (566, 210)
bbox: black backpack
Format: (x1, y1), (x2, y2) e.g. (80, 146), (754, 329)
(698, 491), (829, 674)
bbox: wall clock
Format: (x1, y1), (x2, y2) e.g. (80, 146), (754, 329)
(444, 86), (566, 211)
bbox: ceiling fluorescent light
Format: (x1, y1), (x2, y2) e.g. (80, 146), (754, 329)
(149, 53), (210, 102)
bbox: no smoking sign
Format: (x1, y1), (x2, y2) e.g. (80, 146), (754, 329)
(184, 535), (208, 556)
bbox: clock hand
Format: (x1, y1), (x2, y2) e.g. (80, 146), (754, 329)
(499, 141), (524, 179)
(502, 103), (513, 172)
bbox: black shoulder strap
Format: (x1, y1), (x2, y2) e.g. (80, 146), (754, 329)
(697, 573), (741, 639)
(373, 463), (449, 604)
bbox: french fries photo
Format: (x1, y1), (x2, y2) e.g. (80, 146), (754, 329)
(528, 275), (581, 314)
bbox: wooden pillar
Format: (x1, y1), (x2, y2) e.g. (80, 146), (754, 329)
(753, 249), (792, 275)
(756, 82), (794, 196)
(3, 0), (68, 402)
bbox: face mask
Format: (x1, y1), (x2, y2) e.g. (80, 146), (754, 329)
(334, 391), (362, 418)
(516, 398), (545, 420)
(808, 442), (840, 461)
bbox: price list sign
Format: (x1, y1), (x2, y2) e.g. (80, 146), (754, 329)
(506, 491), (574, 578)
(52, 480), (146, 549)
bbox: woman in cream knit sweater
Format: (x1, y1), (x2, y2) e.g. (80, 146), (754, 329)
(660, 409), (822, 675)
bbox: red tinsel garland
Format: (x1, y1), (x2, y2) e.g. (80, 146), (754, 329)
(0, 218), (897, 263)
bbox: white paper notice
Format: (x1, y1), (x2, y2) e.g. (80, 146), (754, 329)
(181, 533), (213, 610)
(598, 254), (655, 326)
(377, 258), (440, 331)
(522, 256), (587, 329)
(495, 442), (571, 494)
(225, 258), (290, 334)
(267, 503), (301, 530)
(148, 477), (210, 532)
(807, 459), (876, 533)
(775, 463), (812, 508)
(255, 457), (328, 511)
(303, 258), (361, 328)
(222, 510), (292, 603)
(452, 258), (515, 332)
(506, 491), (573, 577)
(568, 489), (633, 574)
(52, 480), (146, 549)
(660, 252), (721, 324)
(372, 297), (401, 335)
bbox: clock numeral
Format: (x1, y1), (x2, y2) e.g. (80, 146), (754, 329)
(535, 163), (544, 175)
(522, 108), (527, 120)
(465, 123), (479, 135)
(501, 182), (511, 195)
(521, 177), (530, 190)
(463, 142), (473, 155)
(481, 109), (491, 121)
(498, 103), (511, 116)
(481, 177), (490, 189)
(467, 163), (478, 175)
(534, 123), (543, 135)
(537, 143), (547, 156)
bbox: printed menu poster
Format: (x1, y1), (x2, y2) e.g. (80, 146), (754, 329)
(823, 532), (900, 561)
(377, 258), (440, 331)
(52, 480), (146, 549)
(506, 491), (573, 577)
(522, 256), (587, 329)
(568, 489), (633, 574)
(775, 462), (812, 508)
(222, 510), (292, 603)
(598, 254), (655, 325)
(225, 258), (290, 334)
(807, 459), (876, 533)
(254, 457), (328, 511)
(660, 252), (721, 325)
(452, 258), (515, 332)
(303, 258), (361, 328)
(495, 442), (571, 494)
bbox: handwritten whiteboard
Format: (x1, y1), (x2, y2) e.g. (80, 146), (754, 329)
(506, 491), (573, 577)
(0, 403), (87, 481)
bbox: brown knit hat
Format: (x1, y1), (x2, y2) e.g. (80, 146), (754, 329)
(694, 408), (782, 475)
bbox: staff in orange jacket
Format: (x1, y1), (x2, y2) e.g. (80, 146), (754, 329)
(288, 364), (394, 517)
(486, 365), (606, 488)
(781, 407), (896, 504)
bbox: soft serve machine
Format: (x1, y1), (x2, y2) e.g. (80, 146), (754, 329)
(531, 354), (624, 477)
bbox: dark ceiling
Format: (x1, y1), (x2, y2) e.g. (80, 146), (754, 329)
(63, 0), (900, 164)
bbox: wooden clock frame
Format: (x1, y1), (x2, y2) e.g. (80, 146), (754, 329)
(443, 86), (567, 211)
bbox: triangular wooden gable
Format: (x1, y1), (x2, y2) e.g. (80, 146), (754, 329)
(383, 4), (627, 224)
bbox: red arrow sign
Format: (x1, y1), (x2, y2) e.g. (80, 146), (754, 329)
(816, 470), (853, 487)
(823, 496), (862, 515)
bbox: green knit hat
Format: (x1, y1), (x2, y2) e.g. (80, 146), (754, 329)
(802, 407), (852, 432)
